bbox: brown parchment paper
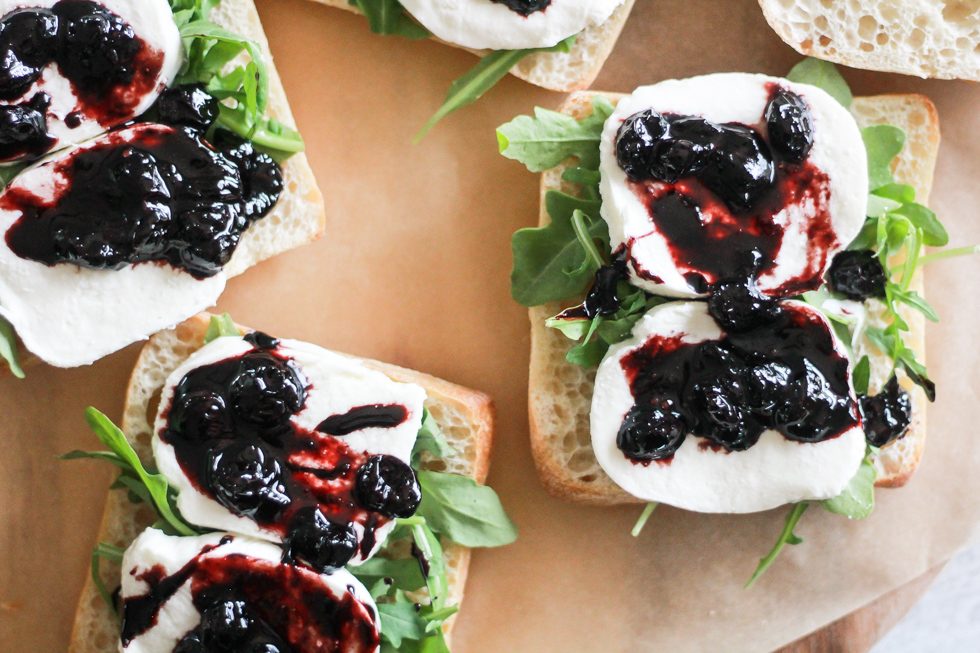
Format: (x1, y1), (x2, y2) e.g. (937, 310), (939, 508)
(2, 0), (980, 650)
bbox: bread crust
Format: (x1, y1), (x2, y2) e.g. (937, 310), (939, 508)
(527, 89), (939, 505)
(68, 312), (496, 652)
(306, 0), (635, 92)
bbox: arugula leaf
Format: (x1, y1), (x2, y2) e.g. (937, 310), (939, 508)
(821, 450), (876, 519)
(203, 313), (241, 343)
(350, 0), (430, 39)
(379, 602), (429, 647)
(0, 315), (24, 378)
(862, 125), (905, 191)
(65, 408), (199, 536)
(416, 35), (577, 142)
(745, 502), (809, 588)
(351, 556), (426, 594)
(412, 408), (456, 468)
(511, 191), (607, 306)
(0, 162), (25, 192)
(497, 95), (615, 172)
(786, 58), (852, 107)
(890, 201), (948, 247)
(852, 355), (870, 395)
(416, 471), (518, 547)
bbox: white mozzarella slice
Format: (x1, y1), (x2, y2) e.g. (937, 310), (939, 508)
(590, 300), (866, 513)
(0, 0), (182, 163)
(398, 0), (625, 50)
(598, 73), (868, 298)
(153, 335), (427, 564)
(0, 124), (226, 368)
(120, 529), (380, 653)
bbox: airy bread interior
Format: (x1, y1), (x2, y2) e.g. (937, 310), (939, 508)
(2, 0), (326, 373)
(759, 0), (980, 82)
(528, 90), (939, 505)
(68, 313), (495, 652)
(307, 0), (636, 92)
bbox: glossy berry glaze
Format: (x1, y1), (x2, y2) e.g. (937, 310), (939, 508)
(121, 537), (379, 652)
(488, 0), (551, 15)
(160, 335), (420, 573)
(860, 375), (912, 447)
(0, 2), (166, 134)
(2, 123), (282, 279)
(616, 303), (860, 463)
(615, 85), (837, 298)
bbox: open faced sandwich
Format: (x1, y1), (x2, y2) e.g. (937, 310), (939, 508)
(499, 59), (973, 583)
(66, 313), (516, 653)
(0, 0), (324, 374)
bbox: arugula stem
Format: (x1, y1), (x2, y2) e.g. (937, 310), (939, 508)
(396, 516), (428, 527)
(570, 209), (605, 270)
(745, 503), (809, 589)
(914, 245), (980, 267)
(631, 502), (658, 537)
(91, 544), (122, 624)
(425, 605), (460, 622)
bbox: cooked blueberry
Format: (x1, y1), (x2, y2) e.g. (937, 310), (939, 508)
(708, 276), (778, 333)
(765, 88), (814, 164)
(156, 84), (220, 131)
(244, 331), (280, 350)
(199, 599), (253, 649)
(212, 132), (283, 222)
(616, 401), (686, 461)
(615, 109), (670, 182)
(692, 380), (763, 451)
(488, 0), (551, 16)
(173, 203), (242, 275)
(173, 632), (206, 653)
(0, 9), (59, 100)
(229, 353), (307, 427)
(285, 507), (357, 574)
(860, 375), (912, 447)
(826, 250), (887, 301)
(0, 92), (52, 159)
(53, 1), (142, 93)
(652, 116), (721, 182)
(169, 389), (233, 444)
(780, 361), (855, 442)
(208, 442), (291, 521)
(700, 125), (775, 212)
(354, 454), (421, 519)
(745, 360), (796, 422)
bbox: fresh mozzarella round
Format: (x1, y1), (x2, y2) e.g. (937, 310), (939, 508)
(591, 301), (866, 513)
(0, 0), (182, 163)
(120, 529), (380, 653)
(153, 335), (427, 564)
(398, 0), (625, 50)
(598, 73), (868, 298)
(0, 126), (226, 368)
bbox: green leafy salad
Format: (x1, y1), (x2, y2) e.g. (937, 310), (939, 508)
(0, 0), (305, 380)
(63, 315), (517, 653)
(497, 58), (977, 586)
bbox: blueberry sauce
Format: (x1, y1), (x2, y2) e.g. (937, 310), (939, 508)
(860, 375), (912, 448)
(615, 85), (835, 297)
(488, 0), (551, 16)
(553, 250), (629, 321)
(121, 539), (379, 652)
(0, 92), (53, 160)
(2, 123), (282, 279)
(617, 303), (860, 463)
(827, 249), (888, 301)
(317, 405), (409, 436)
(160, 344), (419, 569)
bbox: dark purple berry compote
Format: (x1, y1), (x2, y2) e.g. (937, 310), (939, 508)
(156, 334), (423, 571)
(1, 122), (282, 279)
(488, 0), (551, 15)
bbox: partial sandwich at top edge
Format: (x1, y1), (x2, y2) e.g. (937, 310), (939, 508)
(498, 58), (969, 583)
(67, 312), (515, 653)
(307, 0), (636, 139)
(0, 0), (325, 374)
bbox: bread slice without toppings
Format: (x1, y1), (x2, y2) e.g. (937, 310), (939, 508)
(2, 0), (326, 373)
(527, 90), (939, 506)
(68, 313), (495, 652)
(307, 0), (636, 92)
(758, 0), (980, 82)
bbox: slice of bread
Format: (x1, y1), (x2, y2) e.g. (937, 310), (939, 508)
(528, 90), (939, 505)
(307, 0), (636, 92)
(68, 313), (496, 652)
(1, 0), (326, 373)
(759, 0), (980, 82)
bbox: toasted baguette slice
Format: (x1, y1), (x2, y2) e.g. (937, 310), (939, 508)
(68, 313), (495, 652)
(528, 90), (939, 505)
(759, 0), (980, 82)
(2, 0), (326, 373)
(308, 0), (635, 92)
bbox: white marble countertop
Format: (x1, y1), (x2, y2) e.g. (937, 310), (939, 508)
(871, 545), (980, 651)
